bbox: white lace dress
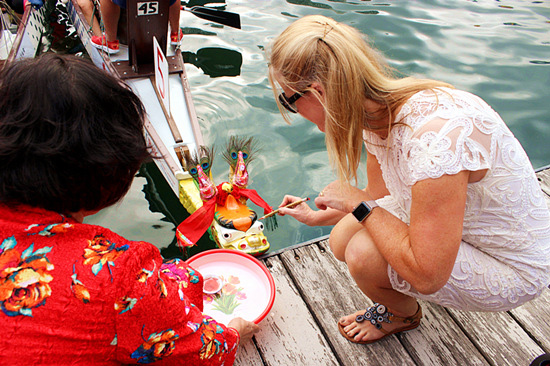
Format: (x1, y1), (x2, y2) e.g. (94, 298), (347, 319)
(363, 87), (550, 311)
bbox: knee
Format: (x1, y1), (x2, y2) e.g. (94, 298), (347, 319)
(344, 238), (372, 277)
(344, 234), (389, 288)
(328, 214), (362, 262)
(77, 0), (92, 11)
(328, 233), (346, 262)
(328, 223), (351, 262)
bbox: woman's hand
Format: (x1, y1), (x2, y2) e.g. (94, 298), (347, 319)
(315, 181), (370, 213)
(228, 317), (259, 343)
(277, 195), (316, 225)
(277, 194), (345, 226)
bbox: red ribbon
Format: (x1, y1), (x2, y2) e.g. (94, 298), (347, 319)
(175, 183), (273, 247)
(229, 186), (273, 215)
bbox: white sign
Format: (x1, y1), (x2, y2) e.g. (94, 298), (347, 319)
(153, 36), (170, 114)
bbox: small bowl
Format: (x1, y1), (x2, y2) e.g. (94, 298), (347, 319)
(203, 274), (223, 294)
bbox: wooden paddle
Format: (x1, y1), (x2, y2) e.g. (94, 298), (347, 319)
(182, 47), (242, 77)
(182, 5), (241, 29)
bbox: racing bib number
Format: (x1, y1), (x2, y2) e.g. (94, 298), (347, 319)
(137, 1), (158, 15)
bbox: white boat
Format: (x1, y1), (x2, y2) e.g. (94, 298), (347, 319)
(66, 0), (214, 216)
(1, 1), (48, 65)
(4, 0), (243, 212)
(0, 10), (16, 63)
(4, 1), (271, 256)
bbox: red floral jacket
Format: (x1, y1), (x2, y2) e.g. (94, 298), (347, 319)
(0, 204), (239, 365)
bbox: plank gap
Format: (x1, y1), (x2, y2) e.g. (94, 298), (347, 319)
(507, 310), (549, 354)
(276, 250), (347, 366)
(444, 307), (494, 365)
(251, 336), (268, 366)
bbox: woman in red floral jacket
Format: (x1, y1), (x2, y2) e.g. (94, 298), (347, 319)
(0, 53), (258, 365)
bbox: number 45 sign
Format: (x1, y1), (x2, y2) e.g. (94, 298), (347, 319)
(137, 1), (158, 16)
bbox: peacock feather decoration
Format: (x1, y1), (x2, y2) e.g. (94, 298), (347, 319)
(176, 136), (274, 256)
(185, 145), (217, 202)
(222, 136), (256, 189)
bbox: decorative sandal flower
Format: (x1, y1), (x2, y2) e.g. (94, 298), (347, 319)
(338, 302), (422, 344)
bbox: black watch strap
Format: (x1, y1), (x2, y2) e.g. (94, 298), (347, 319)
(352, 200), (379, 222)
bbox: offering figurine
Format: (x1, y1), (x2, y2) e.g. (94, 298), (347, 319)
(176, 136), (274, 256)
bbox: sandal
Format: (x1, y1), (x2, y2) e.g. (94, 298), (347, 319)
(338, 302), (422, 344)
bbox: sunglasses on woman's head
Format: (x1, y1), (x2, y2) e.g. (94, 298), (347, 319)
(278, 90), (306, 114)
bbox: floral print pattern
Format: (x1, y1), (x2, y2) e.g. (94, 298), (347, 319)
(196, 317), (225, 360)
(157, 277), (167, 298)
(131, 328), (179, 364)
(137, 268), (154, 283)
(114, 296), (138, 314)
(25, 222), (74, 237)
(71, 264), (90, 304)
(161, 258), (200, 300)
(83, 234), (129, 276)
(0, 237), (54, 316)
(205, 275), (247, 315)
(1, 205), (239, 364)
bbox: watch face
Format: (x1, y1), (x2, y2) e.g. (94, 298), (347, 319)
(353, 202), (371, 221)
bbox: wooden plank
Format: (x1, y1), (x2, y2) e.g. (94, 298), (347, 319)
(509, 288), (550, 354)
(234, 166), (550, 365)
(234, 340), (263, 366)
(446, 307), (543, 365)
(235, 256), (340, 365)
(126, 0), (169, 66)
(400, 302), (489, 365)
(279, 241), (416, 366)
(536, 169), (550, 209)
(283, 241), (494, 365)
(536, 168), (550, 197)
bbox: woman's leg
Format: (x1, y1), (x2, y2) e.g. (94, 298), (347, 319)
(331, 215), (419, 342)
(100, 0), (120, 42)
(168, 1), (180, 35)
(77, 0), (102, 36)
(328, 213), (363, 262)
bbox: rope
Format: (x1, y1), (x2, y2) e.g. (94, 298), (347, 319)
(0, 0), (22, 28)
(0, 0), (20, 57)
(90, 0), (104, 33)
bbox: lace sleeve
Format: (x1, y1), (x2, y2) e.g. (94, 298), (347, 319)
(404, 116), (492, 184)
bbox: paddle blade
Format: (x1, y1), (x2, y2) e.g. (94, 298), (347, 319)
(196, 47), (242, 77)
(182, 47), (242, 77)
(187, 6), (241, 29)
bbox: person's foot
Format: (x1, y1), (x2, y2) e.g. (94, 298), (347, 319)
(338, 309), (390, 343)
(337, 303), (422, 344)
(170, 29), (183, 46)
(91, 35), (120, 54)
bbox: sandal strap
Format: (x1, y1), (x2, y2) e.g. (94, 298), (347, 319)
(355, 302), (422, 334)
(389, 303), (422, 324)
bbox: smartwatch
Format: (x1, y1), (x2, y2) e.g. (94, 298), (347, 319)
(352, 200), (379, 223)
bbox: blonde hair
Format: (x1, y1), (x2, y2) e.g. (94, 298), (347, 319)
(268, 15), (453, 183)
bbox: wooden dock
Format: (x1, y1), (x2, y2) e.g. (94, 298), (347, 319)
(235, 167), (550, 366)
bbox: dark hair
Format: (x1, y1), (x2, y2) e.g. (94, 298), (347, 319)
(0, 53), (151, 214)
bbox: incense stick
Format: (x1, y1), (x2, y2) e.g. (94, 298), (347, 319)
(259, 197), (310, 220)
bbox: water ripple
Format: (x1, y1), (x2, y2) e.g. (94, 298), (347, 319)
(106, 0), (550, 252)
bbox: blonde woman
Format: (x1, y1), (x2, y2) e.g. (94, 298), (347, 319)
(269, 14), (550, 344)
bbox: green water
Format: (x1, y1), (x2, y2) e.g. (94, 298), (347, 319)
(86, 0), (550, 256)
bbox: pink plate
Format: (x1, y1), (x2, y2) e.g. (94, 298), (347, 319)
(186, 249), (275, 324)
